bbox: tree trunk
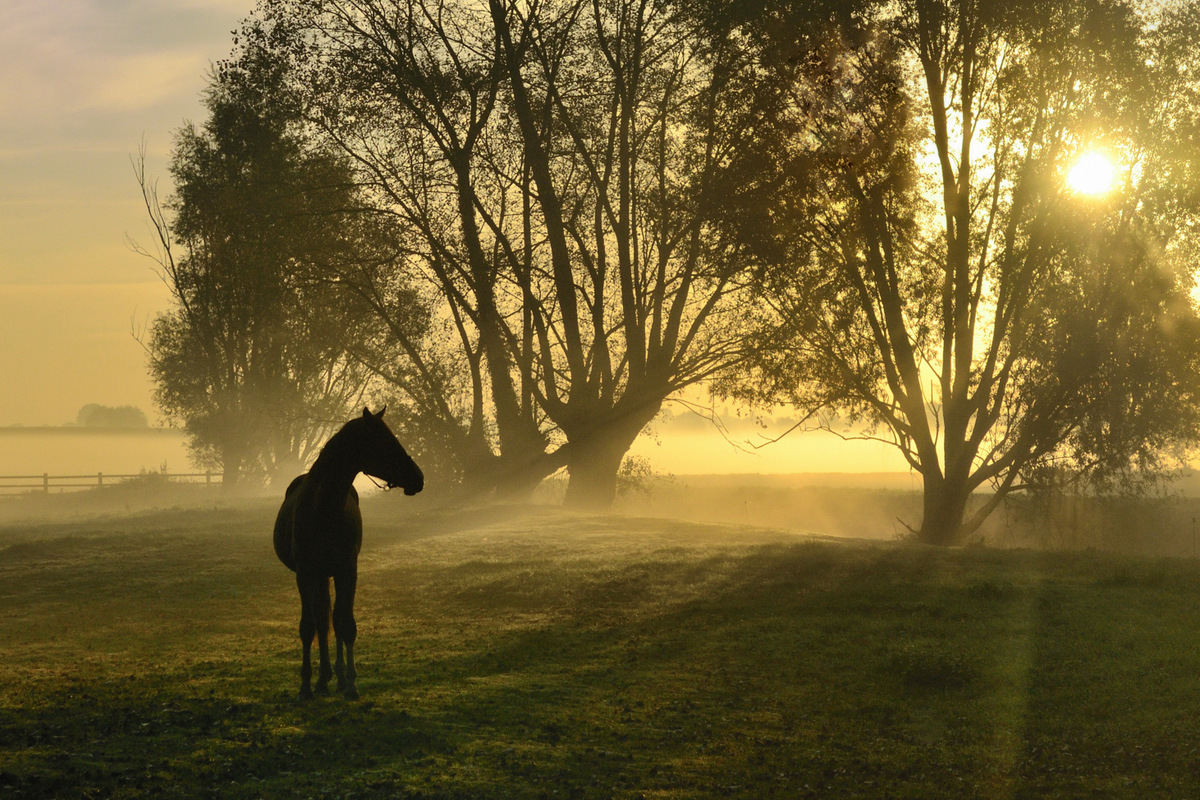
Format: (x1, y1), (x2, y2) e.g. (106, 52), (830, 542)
(491, 451), (563, 501)
(562, 402), (659, 511)
(917, 473), (970, 546)
(458, 438), (565, 502)
(563, 434), (632, 511)
(220, 441), (246, 492)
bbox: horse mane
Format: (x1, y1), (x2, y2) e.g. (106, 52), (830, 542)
(281, 418), (369, 501)
(309, 417), (366, 474)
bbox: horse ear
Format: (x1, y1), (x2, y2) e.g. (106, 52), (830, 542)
(377, 405), (387, 419)
(362, 407), (371, 419)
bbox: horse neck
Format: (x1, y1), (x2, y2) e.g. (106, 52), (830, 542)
(308, 430), (364, 493)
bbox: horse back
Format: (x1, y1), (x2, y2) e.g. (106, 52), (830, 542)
(273, 473), (363, 574)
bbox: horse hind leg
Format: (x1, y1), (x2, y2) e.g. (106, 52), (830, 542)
(297, 597), (315, 702)
(333, 570), (359, 700)
(299, 574), (334, 698)
(335, 637), (345, 693)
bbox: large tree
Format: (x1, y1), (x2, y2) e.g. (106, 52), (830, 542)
(485, 0), (769, 506)
(721, 0), (1200, 543)
(135, 40), (395, 486)
(260, 0), (804, 506)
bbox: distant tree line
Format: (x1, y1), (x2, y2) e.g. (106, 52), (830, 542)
(138, 0), (1200, 543)
(74, 404), (149, 429)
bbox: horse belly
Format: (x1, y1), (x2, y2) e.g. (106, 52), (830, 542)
(273, 505), (298, 572)
(291, 509), (362, 575)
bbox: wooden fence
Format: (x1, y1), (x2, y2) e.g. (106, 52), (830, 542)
(0, 471), (223, 493)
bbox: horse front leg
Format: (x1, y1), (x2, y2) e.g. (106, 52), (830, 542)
(315, 580), (334, 695)
(333, 568), (359, 700)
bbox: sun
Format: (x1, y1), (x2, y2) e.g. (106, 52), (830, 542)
(1067, 151), (1118, 195)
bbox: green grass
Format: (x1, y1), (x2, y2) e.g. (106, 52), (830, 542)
(4, 499), (1200, 798)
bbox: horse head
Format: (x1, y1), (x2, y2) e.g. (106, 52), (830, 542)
(357, 407), (424, 496)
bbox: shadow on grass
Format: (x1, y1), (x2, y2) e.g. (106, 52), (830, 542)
(0, 541), (966, 798)
(0, 669), (453, 799)
(6, 509), (1200, 798)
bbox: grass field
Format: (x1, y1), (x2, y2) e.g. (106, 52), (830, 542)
(4, 494), (1200, 798)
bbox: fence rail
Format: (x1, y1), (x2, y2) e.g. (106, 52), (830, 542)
(0, 471), (223, 493)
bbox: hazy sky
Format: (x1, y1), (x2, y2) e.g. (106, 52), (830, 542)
(0, 0), (249, 426)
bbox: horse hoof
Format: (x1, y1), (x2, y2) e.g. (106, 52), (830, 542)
(344, 686), (359, 701)
(297, 689), (315, 702)
(315, 683), (331, 696)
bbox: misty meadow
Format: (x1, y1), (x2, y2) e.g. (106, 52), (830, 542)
(10, 0), (1200, 796)
(7, 497), (1200, 798)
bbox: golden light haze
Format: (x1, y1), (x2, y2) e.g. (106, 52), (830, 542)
(0, 0), (912, 478)
(0, 0), (247, 427)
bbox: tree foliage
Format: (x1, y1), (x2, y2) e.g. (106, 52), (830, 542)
(135, 42), (398, 486)
(75, 404), (149, 428)
(254, 0), (793, 505)
(137, 0), (1200, 521)
(718, 0), (1200, 543)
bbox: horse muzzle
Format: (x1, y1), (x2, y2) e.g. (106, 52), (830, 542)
(387, 477), (422, 495)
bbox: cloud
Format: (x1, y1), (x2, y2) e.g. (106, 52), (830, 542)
(0, 0), (241, 147)
(85, 50), (214, 113)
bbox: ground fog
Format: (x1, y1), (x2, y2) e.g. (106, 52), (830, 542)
(4, 490), (1200, 796)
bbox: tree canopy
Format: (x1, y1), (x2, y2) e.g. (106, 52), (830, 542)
(718, 0), (1200, 543)
(140, 0), (1200, 523)
(75, 404), (149, 429)
(253, 0), (811, 505)
(135, 41), (398, 486)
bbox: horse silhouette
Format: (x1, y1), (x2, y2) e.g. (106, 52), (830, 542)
(273, 407), (424, 700)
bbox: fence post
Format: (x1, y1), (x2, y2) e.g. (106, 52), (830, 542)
(206, 471), (211, 485)
(43, 473), (49, 493)
(98, 472), (103, 489)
